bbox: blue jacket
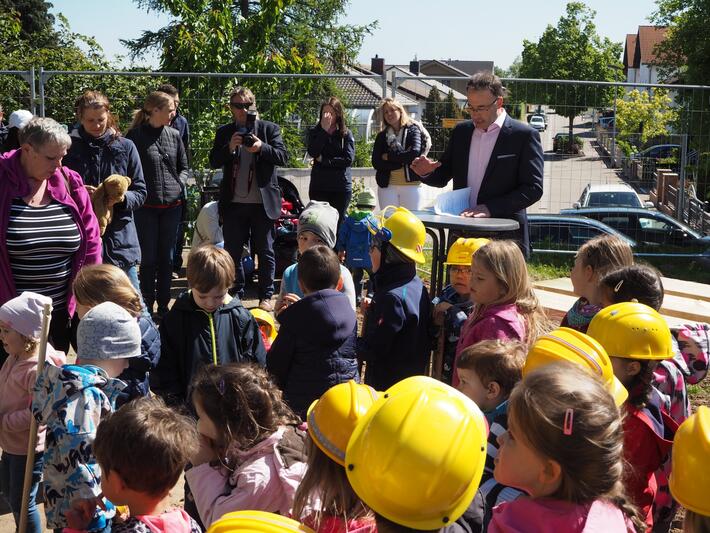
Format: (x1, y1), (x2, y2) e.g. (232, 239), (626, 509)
(336, 211), (377, 270)
(116, 313), (161, 407)
(307, 125), (355, 193)
(63, 127), (147, 268)
(358, 262), (431, 391)
(152, 291), (266, 406)
(267, 289), (359, 418)
(32, 364), (125, 530)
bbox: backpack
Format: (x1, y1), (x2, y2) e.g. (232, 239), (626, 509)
(411, 119), (432, 157)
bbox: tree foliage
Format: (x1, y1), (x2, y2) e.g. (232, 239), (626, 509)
(651, 0), (710, 85)
(121, 0), (375, 168)
(0, 0), (55, 43)
(423, 87), (463, 157)
(615, 89), (677, 146)
(517, 2), (623, 137)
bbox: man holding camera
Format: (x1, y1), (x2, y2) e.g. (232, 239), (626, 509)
(210, 86), (288, 311)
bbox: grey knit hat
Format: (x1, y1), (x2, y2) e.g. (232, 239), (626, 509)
(298, 200), (339, 248)
(77, 301), (141, 360)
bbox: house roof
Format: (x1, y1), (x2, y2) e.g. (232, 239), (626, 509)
(334, 65), (418, 108)
(418, 59), (470, 77)
(623, 34), (637, 70)
(633, 26), (668, 67)
(444, 60), (494, 76)
(386, 65), (468, 101)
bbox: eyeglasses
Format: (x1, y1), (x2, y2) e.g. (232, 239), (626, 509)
(229, 102), (252, 110)
(449, 266), (471, 275)
(464, 98), (499, 114)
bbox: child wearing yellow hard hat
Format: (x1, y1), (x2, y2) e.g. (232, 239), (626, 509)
(432, 237), (489, 384)
(669, 406), (710, 533)
(587, 302), (678, 531)
(357, 206), (431, 390)
(291, 381), (378, 533)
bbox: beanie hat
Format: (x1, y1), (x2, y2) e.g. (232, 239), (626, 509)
(77, 302), (141, 360)
(8, 110), (33, 130)
(0, 292), (52, 339)
(298, 201), (338, 248)
(355, 189), (377, 208)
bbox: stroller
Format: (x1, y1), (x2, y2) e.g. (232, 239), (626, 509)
(274, 176), (305, 276)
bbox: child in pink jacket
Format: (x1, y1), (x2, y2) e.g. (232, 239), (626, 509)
(184, 363), (307, 528)
(453, 240), (546, 387)
(0, 292), (65, 533)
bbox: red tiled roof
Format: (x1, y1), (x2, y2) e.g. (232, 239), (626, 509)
(623, 34), (637, 69)
(635, 26), (668, 66)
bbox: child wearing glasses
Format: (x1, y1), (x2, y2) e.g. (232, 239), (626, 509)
(357, 207), (431, 391)
(432, 237), (489, 384)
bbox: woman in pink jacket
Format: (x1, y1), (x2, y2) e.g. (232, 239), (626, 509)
(0, 292), (66, 533)
(0, 117), (101, 356)
(184, 363), (307, 529)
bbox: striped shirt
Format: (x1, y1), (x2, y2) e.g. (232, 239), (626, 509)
(7, 198), (81, 309)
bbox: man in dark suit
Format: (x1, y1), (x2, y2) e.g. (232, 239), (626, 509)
(411, 72), (543, 254)
(211, 86), (288, 311)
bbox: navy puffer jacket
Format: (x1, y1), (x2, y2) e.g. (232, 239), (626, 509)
(267, 289), (359, 418)
(63, 127), (146, 268)
(307, 125), (355, 193)
(116, 313), (161, 407)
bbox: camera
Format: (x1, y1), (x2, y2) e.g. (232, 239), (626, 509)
(243, 110), (257, 147)
(243, 133), (256, 147)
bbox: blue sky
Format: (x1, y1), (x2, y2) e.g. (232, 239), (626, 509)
(51, 0), (657, 69)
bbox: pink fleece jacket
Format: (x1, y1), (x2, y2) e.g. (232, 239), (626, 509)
(184, 426), (307, 528)
(0, 347), (66, 454)
(488, 498), (636, 532)
(452, 303), (526, 387)
(0, 149), (102, 316)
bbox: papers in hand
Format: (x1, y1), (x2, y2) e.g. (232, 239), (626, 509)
(434, 187), (471, 215)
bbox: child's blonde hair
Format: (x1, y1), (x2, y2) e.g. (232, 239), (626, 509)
(292, 437), (372, 528)
(187, 245), (236, 293)
(472, 240), (547, 343)
(190, 363), (299, 469)
(509, 363), (644, 530)
(73, 264), (143, 317)
(577, 235), (633, 278)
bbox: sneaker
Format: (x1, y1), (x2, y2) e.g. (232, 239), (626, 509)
(258, 299), (274, 312)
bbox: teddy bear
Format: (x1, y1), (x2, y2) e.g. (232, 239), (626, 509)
(91, 174), (131, 236)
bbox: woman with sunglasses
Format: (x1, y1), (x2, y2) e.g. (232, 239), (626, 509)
(307, 97), (355, 228)
(371, 98), (423, 211)
(209, 86), (288, 312)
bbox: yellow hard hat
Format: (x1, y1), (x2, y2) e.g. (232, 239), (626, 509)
(207, 511), (316, 533)
(369, 206), (426, 264)
(444, 238), (490, 266)
(524, 327), (628, 406)
(307, 381), (378, 466)
(345, 376), (487, 530)
(587, 302), (672, 360)
(250, 308), (277, 343)
(670, 406), (710, 516)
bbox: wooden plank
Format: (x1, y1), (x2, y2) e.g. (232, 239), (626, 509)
(534, 287), (688, 329)
(661, 277), (710, 303)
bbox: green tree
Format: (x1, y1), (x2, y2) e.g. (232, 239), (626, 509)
(121, 0), (375, 168)
(0, 0), (55, 43)
(651, 0), (710, 85)
(422, 88), (462, 157)
(615, 89), (677, 146)
(518, 2), (623, 140)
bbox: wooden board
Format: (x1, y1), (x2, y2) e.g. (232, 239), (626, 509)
(534, 278), (710, 323)
(661, 277), (710, 303)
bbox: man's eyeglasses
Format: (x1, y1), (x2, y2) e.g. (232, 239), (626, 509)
(464, 98), (499, 114)
(229, 102), (252, 110)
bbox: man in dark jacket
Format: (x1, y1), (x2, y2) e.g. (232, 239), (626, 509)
(411, 72), (543, 256)
(211, 86), (288, 311)
(267, 246), (359, 419)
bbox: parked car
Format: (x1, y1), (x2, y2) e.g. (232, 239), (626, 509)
(558, 207), (710, 255)
(631, 144), (679, 161)
(529, 115), (546, 132)
(528, 214), (637, 253)
(572, 183), (653, 209)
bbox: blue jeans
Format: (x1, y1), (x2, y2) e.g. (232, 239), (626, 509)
(135, 205), (182, 312)
(0, 451), (43, 533)
(223, 203), (276, 300)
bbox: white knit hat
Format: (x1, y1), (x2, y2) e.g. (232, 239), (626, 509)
(76, 302), (141, 360)
(0, 292), (52, 339)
